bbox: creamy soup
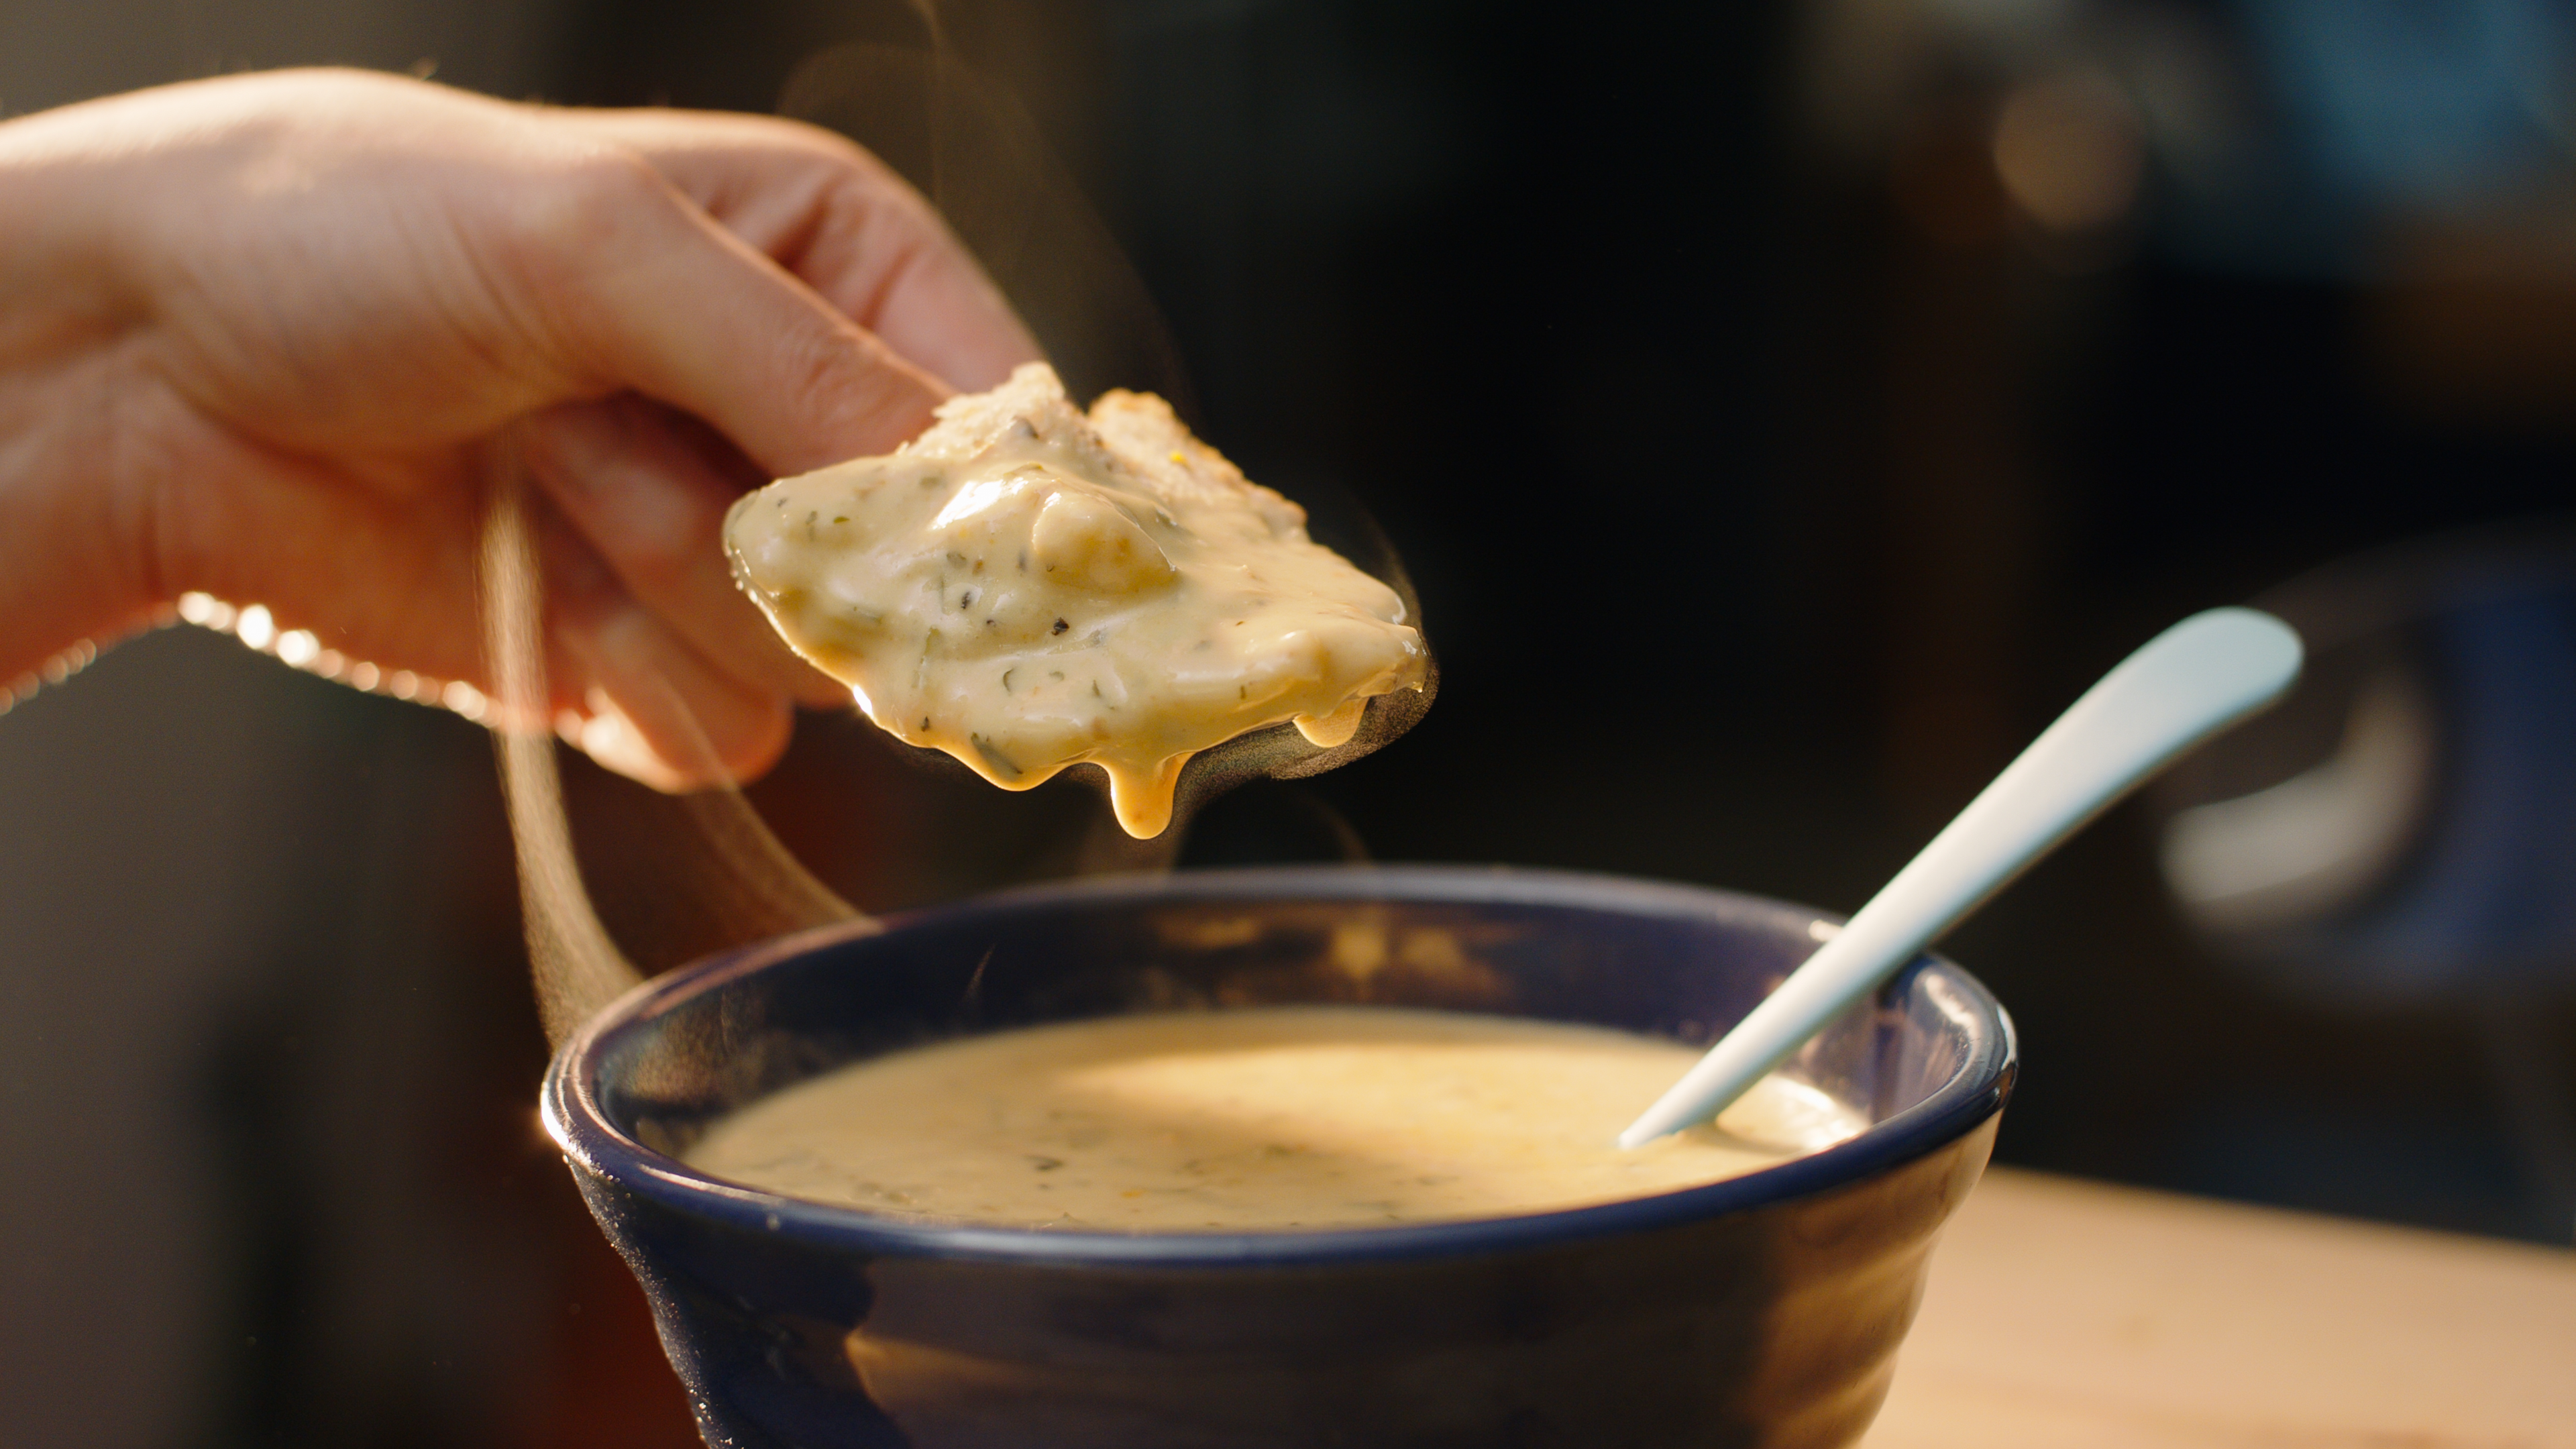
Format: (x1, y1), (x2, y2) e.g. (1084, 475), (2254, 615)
(683, 1006), (1864, 1230)
(724, 365), (1429, 838)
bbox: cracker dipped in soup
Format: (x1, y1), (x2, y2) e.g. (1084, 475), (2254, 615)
(723, 364), (1429, 837)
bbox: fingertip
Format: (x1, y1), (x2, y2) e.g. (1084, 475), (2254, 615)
(766, 317), (948, 472)
(563, 601), (795, 790)
(565, 690), (794, 792)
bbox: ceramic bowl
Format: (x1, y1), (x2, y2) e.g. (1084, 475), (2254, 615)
(544, 865), (2016, 1448)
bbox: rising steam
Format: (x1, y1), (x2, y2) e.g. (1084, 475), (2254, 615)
(480, 462), (867, 1047)
(488, 28), (1430, 1046)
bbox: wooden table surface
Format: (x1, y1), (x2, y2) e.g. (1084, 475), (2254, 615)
(1864, 1167), (2576, 1448)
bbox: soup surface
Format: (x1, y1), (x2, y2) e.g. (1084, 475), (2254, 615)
(683, 1006), (1865, 1230)
(723, 364), (1429, 837)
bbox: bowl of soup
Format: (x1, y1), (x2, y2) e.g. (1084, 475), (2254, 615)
(543, 865), (2016, 1448)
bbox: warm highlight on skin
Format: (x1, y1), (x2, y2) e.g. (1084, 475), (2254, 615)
(0, 68), (1038, 786)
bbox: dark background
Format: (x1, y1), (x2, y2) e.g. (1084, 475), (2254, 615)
(3, 1), (2571, 1445)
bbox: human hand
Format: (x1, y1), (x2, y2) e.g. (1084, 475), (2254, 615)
(0, 68), (1039, 785)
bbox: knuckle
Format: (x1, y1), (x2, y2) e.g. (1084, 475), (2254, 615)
(547, 149), (667, 237)
(486, 148), (667, 295)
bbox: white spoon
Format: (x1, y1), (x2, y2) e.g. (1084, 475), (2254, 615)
(1619, 607), (2304, 1148)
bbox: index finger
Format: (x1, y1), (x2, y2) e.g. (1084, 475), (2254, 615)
(497, 149), (947, 476)
(549, 109), (1040, 394)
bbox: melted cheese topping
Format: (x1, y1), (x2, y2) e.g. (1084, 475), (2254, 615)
(683, 1006), (1864, 1231)
(724, 365), (1429, 837)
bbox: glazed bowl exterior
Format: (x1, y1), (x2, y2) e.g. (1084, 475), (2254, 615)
(543, 865), (2016, 1448)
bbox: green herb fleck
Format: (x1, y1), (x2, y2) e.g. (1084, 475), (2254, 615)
(969, 734), (1024, 780)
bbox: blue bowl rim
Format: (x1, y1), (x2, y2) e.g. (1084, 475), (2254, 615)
(543, 864), (2017, 1269)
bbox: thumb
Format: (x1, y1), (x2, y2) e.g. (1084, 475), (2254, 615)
(528, 158), (950, 476)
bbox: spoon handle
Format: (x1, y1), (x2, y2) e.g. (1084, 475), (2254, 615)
(1619, 607), (2303, 1148)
